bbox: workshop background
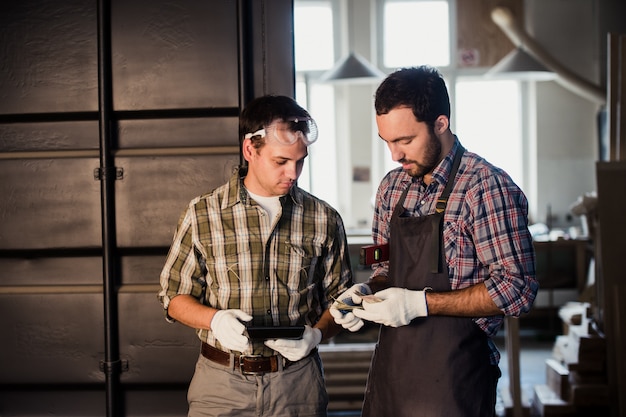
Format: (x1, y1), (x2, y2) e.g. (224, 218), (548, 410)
(1, 1), (625, 416)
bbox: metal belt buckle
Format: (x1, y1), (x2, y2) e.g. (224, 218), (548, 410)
(239, 355), (264, 375)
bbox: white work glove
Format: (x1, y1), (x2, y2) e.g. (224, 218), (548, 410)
(329, 283), (372, 332)
(211, 309), (253, 352)
(264, 325), (322, 362)
(353, 287), (428, 327)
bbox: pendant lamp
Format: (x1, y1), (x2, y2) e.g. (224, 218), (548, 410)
(485, 47), (557, 81)
(317, 52), (385, 84)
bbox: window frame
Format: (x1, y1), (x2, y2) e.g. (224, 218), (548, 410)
(295, 0), (531, 229)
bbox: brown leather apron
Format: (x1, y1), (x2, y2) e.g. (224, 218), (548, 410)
(361, 146), (498, 416)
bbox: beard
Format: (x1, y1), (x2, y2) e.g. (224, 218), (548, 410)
(402, 128), (441, 178)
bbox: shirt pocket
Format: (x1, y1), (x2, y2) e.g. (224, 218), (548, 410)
(281, 238), (325, 291)
(204, 238), (252, 307)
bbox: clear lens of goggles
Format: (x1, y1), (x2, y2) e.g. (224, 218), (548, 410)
(244, 117), (318, 146)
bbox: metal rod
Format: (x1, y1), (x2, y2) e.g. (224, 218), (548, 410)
(237, 0), (254, 166)
(97, 0), (122, 415)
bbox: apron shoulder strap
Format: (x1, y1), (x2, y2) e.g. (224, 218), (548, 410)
(435, 144), (465, 214)
(431, 144), (465, 273)
(390, 144), (466, 274)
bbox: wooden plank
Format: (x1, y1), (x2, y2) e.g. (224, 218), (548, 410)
(607, 33), (626, 162)
(498, 386), (530, 417)
(607, 33), (619, 161)
(596, 161), (626, 416)
(545, 358), (570, 401)
(505, 316), (524, 417)
(616, 35), (626, 161)
(610, 286), (626, 416)
(569, 383), (609, 406)
(531, 384), (576, 416)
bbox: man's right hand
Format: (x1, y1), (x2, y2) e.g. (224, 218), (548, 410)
(329, 283), (371, 332)
(211, 309), (253, 352)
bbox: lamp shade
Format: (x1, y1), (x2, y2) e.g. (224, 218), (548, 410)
(317, 52), (385, 84)
(485, 48), (557, 81)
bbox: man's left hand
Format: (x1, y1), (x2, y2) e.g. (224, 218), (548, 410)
(352, 287), (428, 327)
(264, 325), (322, 361)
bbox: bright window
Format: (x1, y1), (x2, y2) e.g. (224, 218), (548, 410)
(455, 79), (524, 189)
(293, 0), (338, 207)
(294, 2), (335, 71)
(295, 0), (526, 228)
(383, 0), (450, 68)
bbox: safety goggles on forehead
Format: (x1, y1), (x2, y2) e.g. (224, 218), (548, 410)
(244, 117), (318, 146)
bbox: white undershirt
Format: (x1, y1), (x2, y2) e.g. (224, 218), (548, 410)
(247, 190), (282, 223)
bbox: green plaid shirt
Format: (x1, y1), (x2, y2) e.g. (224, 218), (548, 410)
(158, 168), (353, 355)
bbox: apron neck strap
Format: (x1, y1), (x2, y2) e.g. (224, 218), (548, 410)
(430, 144), (465, 273)
(435, 144), (465, 214)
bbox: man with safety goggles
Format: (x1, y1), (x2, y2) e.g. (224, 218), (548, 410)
(245, 116), (318, 146)
(158, 94), (353, 417)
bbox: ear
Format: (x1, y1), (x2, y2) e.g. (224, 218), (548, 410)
(241, 138), (255, 163)
(434, 115), (449, 135)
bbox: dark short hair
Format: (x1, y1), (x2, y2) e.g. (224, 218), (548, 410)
(374, 66), (451, 127)
(239, 95), (311, 145)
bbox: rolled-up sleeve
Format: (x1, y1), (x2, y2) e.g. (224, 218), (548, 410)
(157, 206), (206, 319)
(468, 174), (538, 317)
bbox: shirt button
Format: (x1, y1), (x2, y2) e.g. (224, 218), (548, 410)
(266, 310), (271, 315)
(265, 276), (270, 281)
(421, 200), (426, 205)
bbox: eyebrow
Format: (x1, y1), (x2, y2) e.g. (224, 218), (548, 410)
(273, 152), (308, 162)
(378, 133), (414, 143)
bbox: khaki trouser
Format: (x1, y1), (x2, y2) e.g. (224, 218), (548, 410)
(187, 351), (328, 417)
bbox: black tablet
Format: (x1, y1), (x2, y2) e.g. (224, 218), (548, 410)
(246, 326), (305, 340)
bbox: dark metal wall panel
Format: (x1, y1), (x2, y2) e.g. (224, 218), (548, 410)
(0, 388), (191, 416)
(0, 0), (296, 414)
(118, 292), (198, 384)
(0, 121), (99, 152)
(111, 0), (239, 110)
(0, 291), (196, 413)
(117, 117), (238, 148)
(1, 388), (192, 416)
(0, 158), (101, 250)
(0, 292), (105, 384)
(120, 254), (165, 285)
(124, 390), (188, 416)
(248, 0), (297, 98)
(0, 390), (106, 417)
(114, 154), (240, 248)
(0, 256), (102, 286)
(0, 0), (98, 115)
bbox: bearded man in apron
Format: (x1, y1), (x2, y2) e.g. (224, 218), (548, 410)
(330, 66), (539, 416)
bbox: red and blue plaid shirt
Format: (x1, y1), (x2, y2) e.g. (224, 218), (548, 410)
(371, 138), (538, 364)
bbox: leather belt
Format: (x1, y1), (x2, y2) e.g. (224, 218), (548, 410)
(201, 342), (282, 375)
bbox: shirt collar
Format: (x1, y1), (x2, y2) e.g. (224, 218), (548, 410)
(430, 136), (461, 188)
(224, 166), (303, 209)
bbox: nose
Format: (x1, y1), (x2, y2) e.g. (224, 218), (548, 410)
(388, 143), (404, 162)
(285, 161), (299, 180)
